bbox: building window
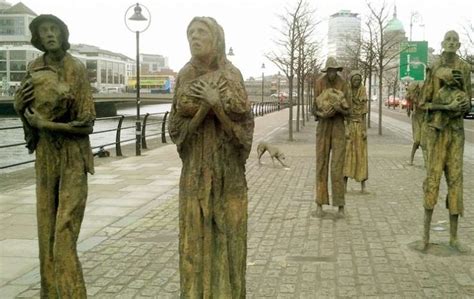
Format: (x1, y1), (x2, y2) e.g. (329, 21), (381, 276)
(0, 17), (25, 36)
(86, 60), (97, 83)
(113, 63), (119, 84)
(119, 64), (125, 84)
(10, 61), (26, 71)
(10, 50), (26, 60)
(10, 72), (26, 82)
(107, 61), (113, 84)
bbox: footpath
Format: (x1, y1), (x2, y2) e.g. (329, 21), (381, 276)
(0, 108), (473, 298)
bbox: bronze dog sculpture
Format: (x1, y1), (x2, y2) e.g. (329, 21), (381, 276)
(257, 142), (288, 167)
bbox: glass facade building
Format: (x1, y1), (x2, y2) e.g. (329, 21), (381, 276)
(327, 10), (361, 64)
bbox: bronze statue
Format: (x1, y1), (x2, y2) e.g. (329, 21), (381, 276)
(406, 82), (427, 166)
(343, 70), (368, 193)
(169, 17), (254, 298)
(13, 15), (94, 298)
(418, 30), (471, 251)
(312, 57), (351, 218)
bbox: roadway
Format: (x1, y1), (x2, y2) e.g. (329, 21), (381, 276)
(370, 105), (474, 163)
(371, 105), (474, 144)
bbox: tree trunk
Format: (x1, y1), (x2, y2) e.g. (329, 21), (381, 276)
(367, 68), (372, 128)
(378, 68), (383, 135)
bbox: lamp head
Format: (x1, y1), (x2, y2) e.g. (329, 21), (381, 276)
(129, 3), (147, 21)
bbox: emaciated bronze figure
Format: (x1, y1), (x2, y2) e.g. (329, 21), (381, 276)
(418, 30), (471, 251)
(313, 57), (351, 218)
(14, 15), (95, 298)
(344, 70), (368, 193)
(169, 17), (254, 298)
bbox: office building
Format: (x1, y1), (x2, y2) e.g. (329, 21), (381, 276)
(327, 10), (361, 66)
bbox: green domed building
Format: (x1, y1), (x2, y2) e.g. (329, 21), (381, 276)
(384, 6), (407, 42)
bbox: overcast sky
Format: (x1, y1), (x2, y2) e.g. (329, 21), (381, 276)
(13, 0), (474, 79)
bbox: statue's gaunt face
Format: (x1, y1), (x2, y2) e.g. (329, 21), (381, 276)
(351, 76), (362, 88)
(188, 21), (213, 59)
(38, 21), (62, 52)
(442, 31), (460, 54)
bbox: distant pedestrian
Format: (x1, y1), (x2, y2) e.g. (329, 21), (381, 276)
(312, 57), (350, 218)
(13, 14), (94, 298)
(343, 70), (368, 193)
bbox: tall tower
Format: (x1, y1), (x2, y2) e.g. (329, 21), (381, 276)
(327, 10), (361, 67)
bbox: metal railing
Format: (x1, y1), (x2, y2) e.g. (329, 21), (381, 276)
(0, 111), (170, 170)
(0, 124), (36, 168)
(1, 101), (282, 170)
(251, 101), (282, 117)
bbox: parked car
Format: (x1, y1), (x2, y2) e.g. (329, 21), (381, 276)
(400, 98), (410, 110)
(464, 99), (474, 119)
(385, 96), (399, 109)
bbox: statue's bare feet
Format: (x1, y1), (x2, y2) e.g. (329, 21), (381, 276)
(450, 238), (469, 253)
(314, 205), (324, 218)
(414, 240), (429, 252)
(360, 181), (369, 194)
(336, 206), (345, 218)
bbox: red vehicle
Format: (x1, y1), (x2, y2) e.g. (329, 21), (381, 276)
(400, 98), (410, 109)
(385, 96), (399, 109)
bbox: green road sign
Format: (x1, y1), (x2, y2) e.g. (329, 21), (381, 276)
(399, 41), (428, 81)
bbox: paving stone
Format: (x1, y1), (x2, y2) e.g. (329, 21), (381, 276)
(3, 110), (474, 298)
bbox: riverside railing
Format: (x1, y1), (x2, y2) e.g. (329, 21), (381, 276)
(251, 101), (282, 117)
(0, 111), (170, 170)
(1, 101), (281, 170)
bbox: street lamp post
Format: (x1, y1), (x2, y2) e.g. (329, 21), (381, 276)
(261, 63), (265, 103)
(261, 63), (265, 115)
(125, 3), (151, 156)
(277, 71), (281, 110)
(409, 11), (422, 41)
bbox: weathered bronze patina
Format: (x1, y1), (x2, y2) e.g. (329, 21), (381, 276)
(418, 30), (471, 252)
(343, 70), (368, 193)
(169, 17), (254, 298)
(406, 82), (426, 166)
(312, 57), (351, 218)
(14, 15), (94, 298)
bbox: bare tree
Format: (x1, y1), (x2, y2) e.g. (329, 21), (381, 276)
(366, 1), (407, 135)
(266, 0), (317, 141)
(460, 21), (474, 69)
(295, 10), (319, 131)
(342, 20), (377, 128)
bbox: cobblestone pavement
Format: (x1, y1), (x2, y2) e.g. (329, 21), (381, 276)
(1, 109), (474, 298)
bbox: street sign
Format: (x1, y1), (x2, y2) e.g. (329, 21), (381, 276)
(399, 41), (428, 81)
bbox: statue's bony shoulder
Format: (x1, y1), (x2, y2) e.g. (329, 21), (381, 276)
(63, 53), (87, 73)
(26, 56), (45, 71)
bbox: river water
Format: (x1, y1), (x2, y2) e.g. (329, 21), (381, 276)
(0, 103), (172, 174)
